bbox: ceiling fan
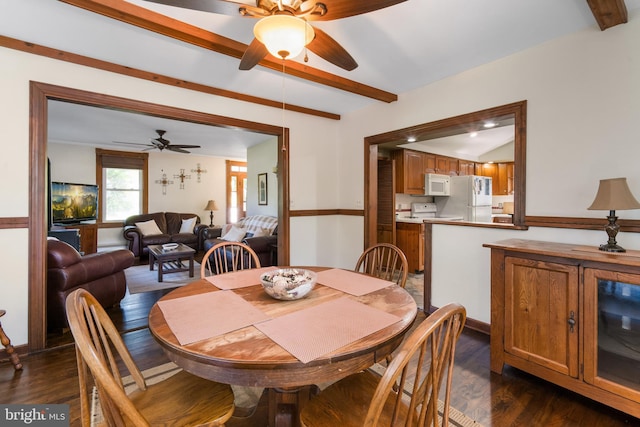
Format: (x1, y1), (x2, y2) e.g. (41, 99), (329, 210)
(114, 130), (201, 153)
(142, 0), (407, 71)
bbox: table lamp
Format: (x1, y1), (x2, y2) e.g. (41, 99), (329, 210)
(204, 200), (218, 227)
(587, 177), (640, 252)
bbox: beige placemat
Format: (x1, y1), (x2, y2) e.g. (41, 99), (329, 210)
(316, 268), (394, 296)
(204, 267), (275, 290)
(157, 290), (270, 345)
(255, 296), (401, 363)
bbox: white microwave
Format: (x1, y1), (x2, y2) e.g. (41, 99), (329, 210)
(424, 173), (451, 196)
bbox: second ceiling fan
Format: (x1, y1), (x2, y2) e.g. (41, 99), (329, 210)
(147, 130), (201, 153)
(143, 0), (407, 71)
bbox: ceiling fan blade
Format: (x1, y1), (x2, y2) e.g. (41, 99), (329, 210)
(172, 144), (201, 149)
(306, 27), (357, 71)
(112, 140), (152, 147)
(167, 146), (191, 153)
(304, 0), (407, 21)
(239, 38), (269, 70)
(142, 0), (251, 17)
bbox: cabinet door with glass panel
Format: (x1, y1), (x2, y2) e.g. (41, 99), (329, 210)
(584, 268), (640, 404)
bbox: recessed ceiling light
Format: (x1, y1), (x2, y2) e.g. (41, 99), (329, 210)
(483, 121), (497, 128)
(407, 137), (416, 142)
(469, 132), (478, 138)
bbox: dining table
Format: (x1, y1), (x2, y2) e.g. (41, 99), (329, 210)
(148, 266), (418, 427)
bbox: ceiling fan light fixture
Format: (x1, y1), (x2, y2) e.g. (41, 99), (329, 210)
(253, 15), (314, 59)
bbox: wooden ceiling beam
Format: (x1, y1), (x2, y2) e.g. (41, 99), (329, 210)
(59, 0), (398, 103)
(587, 0), (628, 30)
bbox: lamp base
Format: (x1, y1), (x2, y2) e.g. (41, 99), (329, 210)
(599, 243), (626, 253)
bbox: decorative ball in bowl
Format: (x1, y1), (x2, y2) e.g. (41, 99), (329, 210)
(260, 268), (317, 300)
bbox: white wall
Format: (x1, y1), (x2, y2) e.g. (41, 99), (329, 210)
(247, 138), (278, 217)
(338, 10), (640, 323)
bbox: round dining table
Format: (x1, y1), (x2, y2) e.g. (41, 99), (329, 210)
(148, 266), (418, 427)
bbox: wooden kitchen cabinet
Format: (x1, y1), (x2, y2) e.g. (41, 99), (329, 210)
(396, 222), (424, 273)
(432, 155), (458, 175)
(485, 239), (640, 418)
(392, 149), (425, 194)
(458, 159), (475, 176)
(476, 161), (513, 195)
(423, 153), (436, 174)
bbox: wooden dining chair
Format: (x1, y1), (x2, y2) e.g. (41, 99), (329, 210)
(65, 288), (235, 427)
(300, 303), (466, 427)
(355, 243), (409, 288)
(200, 241), (262, 278)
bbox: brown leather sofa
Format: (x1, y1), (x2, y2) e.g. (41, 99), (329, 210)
(123, 212), (206, 260)
(202, 216), (278, 268)
(47, 239), (134, 331)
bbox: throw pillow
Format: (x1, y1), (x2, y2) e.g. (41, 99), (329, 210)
(221, 225), (246, 242)
(135, 219), (163, 236)
(179, 217), (197, 234)
(249, 227), (271, 238)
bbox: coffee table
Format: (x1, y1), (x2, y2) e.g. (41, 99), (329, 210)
(147, 243), (195, 282)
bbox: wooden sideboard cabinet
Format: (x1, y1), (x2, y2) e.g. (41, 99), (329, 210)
(484, 239), (640, 418)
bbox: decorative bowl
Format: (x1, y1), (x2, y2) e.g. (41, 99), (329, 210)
(260, 268), (317, 300)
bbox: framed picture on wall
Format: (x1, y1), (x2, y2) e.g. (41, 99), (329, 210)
(258, 173), (268, 205)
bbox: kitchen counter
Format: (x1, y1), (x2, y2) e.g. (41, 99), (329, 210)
(396, 216), (463, 224)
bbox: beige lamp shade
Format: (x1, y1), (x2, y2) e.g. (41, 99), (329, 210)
(588, 178), (640, 211)
(204, 200), (219, 211)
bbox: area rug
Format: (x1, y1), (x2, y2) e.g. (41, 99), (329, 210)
(125, 262), (201, 294)
(91, 362), (482, 427)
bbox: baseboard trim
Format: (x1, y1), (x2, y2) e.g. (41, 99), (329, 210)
(427, 305), (490, 335)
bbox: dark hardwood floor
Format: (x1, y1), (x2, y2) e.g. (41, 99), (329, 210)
(2, 289), (639, 426)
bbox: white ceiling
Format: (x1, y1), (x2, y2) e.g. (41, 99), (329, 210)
(5, 0), (640, 157)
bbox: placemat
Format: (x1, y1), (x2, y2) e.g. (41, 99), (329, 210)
(255, 296), (401, 363)
(316, 268), (394, 296)
(157, 291), (270, 345)
(204, 267), (275, 290)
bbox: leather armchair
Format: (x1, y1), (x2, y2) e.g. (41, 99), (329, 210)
(47, 239), (134, 331)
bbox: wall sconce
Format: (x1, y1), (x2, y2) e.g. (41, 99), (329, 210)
(588, 177), (640, 252)
(204, 200), (219, 227)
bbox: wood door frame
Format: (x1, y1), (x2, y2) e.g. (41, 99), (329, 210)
(29, 81), (290, 351)
(226, 160), (248, 223)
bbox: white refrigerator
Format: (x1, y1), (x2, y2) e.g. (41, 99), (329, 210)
(436, 175), (493, 222)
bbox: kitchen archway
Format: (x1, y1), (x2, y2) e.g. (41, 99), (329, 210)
(363, 101), (527, 320)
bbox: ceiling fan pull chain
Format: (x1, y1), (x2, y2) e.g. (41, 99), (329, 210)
(281, 59), (287, 152)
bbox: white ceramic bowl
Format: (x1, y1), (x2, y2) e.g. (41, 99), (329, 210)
(260, 268), (317, 300)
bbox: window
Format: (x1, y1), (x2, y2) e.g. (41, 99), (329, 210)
(96, 149), (148, 223)
(226, 161), (247, 223)
(104, 168), (142, 220)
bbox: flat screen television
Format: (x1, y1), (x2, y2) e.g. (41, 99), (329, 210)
(51, 182), (99, 225)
